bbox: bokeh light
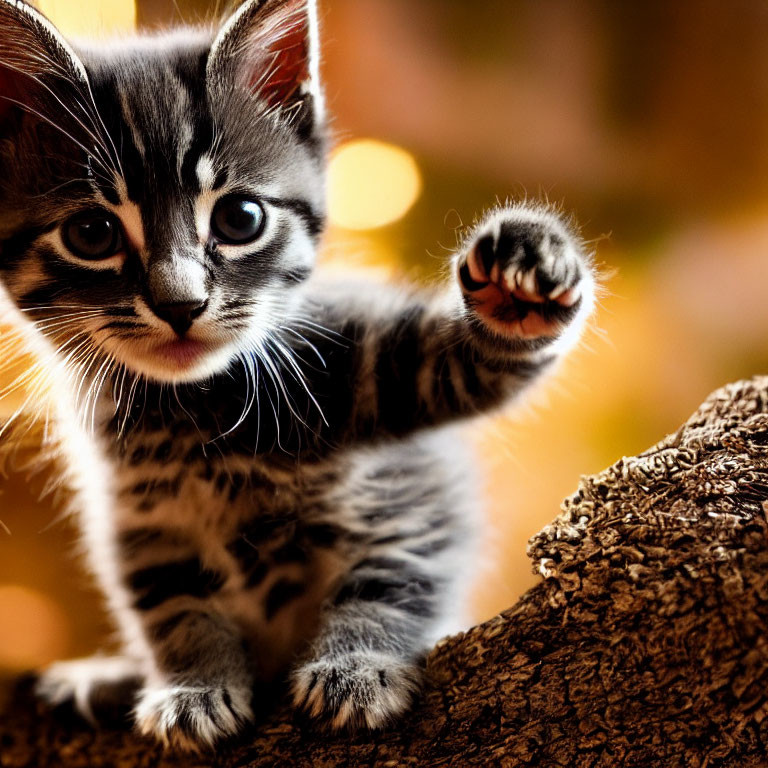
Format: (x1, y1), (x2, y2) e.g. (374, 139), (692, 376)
(38, 0), (136, 38)
(0, 585), (70, 670)
(327, 139), (422, 230)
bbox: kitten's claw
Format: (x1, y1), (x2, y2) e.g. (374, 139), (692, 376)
(457, 206), (593, 340)
(134, 684), (253, 750)
(291, 652), (420, 730)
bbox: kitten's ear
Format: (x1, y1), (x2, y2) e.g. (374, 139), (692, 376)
(0, 0), (90, 124)
(207, 0), (322, 119)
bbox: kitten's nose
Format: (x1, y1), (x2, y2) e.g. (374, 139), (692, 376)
(152, 299), (208, 337)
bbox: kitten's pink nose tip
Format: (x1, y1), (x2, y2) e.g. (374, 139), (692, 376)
(153, 299), (208, 337)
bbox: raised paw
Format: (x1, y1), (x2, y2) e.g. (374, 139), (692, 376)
(457, 206), (593, 340)
(134, 683), (253, 750)
(36, 655), (142, 724)
(291, 652), (420, 730)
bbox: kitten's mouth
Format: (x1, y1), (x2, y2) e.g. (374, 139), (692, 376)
(152, 338), (210, 367)
(116, 336), (236, 383)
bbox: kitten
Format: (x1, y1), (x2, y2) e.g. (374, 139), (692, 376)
(0, 0), (595, 750)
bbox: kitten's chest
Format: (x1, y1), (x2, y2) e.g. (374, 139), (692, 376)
(109, 429), (348, 674)
(112, 425), (311, 524)
(111, 429), (339, 557)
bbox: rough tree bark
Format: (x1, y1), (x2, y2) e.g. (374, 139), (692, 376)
(2, 377), (768, 767)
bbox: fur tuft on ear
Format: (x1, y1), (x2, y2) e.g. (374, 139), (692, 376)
(208, 0), (322, 119)
(0, 0), (90, 125)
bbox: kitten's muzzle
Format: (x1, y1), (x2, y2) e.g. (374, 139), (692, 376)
(152, 299), (209, 337)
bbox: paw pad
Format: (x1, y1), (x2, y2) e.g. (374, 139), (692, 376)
(458, 212), (590, 339)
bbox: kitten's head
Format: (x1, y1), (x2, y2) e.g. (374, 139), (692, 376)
(0, 0), (326, 383)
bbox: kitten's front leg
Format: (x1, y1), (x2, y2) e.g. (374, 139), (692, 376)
(291, 580), (424, 730)
(132, 608), (254, 750)
(295, 203), (594, 447)
(291, 516), (451, 731)
(38, 585), (254, 750)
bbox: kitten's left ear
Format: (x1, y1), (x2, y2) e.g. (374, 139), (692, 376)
(0, 0), (91, 125)
(207, 0), (323, 122)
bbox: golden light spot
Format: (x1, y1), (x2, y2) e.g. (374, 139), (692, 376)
(328, 139), (422, 231)
(0, 585), (70, 670)
(38, 0), (136, 38)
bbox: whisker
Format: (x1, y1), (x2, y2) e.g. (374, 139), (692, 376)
(278, 325), (327, 369)
(267, 336), (327, 429)
(253, 342), (285, 452)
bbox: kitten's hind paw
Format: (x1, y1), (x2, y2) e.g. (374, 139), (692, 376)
(36, 655), (142, 725)
(458, 205), (594, 341)
(291, 652), (421, 730)
(134, 683), (253, 750)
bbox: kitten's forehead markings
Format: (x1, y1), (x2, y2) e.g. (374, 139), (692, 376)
(196, 155), (216, 190)
(168, 69), (194, 180)
(119, 89), (146, 160)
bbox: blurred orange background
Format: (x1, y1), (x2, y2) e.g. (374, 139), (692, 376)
(2, 0), (768, 674)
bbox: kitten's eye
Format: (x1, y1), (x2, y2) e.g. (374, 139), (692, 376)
(211, 196), (265, 245)
(63, 210), (123, 260)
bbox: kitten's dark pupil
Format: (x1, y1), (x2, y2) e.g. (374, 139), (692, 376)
(64, 212), (121, 259)
(211, 197), (265, 245)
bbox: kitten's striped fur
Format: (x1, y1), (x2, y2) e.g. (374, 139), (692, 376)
(0, 0), (595, 749)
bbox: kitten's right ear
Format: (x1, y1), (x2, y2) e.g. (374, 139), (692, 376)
(207, 0), (323, 126)
(0, 0), (90, 125)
